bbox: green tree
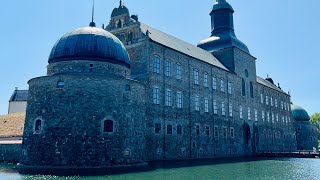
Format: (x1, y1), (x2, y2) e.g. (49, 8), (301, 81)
(310, 113), (320, 143)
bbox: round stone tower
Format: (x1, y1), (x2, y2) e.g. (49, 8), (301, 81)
(18, 23), (147, 175)
(291, 104), (318, 151)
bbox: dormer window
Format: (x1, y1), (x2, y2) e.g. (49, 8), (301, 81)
(116, 19), (124, 28)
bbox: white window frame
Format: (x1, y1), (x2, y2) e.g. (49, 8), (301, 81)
(205, 98), (209, 113)
(222, 102), (226, 116)
(261, 93), (264, 104)
(212, 76), (217, 90)
(153, 87), (160, 104)
(213, 100), (218, 114)
(177, 91), (183, 108)
(165, 60), (171, 77)
(266, 95), (269, 105)
(195, 95), (200, 111)
(262, 111), (265, 122)
(275, 98), (278, 108)
(229, 104), (233, 117)
(194, 69), (199, 85)
(228, 81), (232, 94)
(153, 56), (160, 74)
(240, 106), (243, 119)
(165, 89), (172, 107)
(267, 112), (270, 122)
(220, 78), (225, 92)
(204, 72), (208, 87)
(248, 107), (251, 120)
(270, 97), (273, 107)
(176, 63), (182, 80)
(255, 109), (258, 122)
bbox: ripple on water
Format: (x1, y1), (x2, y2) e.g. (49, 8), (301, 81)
(1, 158), (320, 180)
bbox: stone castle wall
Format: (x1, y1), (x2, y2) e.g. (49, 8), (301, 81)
(21, 71), (146, 167)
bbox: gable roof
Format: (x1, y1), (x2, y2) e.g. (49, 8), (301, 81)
(256, 76), (287, 95)
(140, 23), (229, 71)
(9, 90), (29, 102)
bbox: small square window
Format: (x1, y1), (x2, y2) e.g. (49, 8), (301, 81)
(155, 123), (161, 134)
(57, 81), (65, 88)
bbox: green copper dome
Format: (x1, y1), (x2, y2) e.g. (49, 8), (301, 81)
(291, 104), (310, 121)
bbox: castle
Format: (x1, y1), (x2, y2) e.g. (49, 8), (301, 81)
(18, 0), (318, 175)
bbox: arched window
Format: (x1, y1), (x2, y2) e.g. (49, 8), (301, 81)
(34, 119), (42, 134)
(104, 120), (114, 133)
(242, 78), (246, 96)
(128, 31), (133, 43)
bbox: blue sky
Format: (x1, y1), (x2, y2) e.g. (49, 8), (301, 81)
(0, 0), (319, 115)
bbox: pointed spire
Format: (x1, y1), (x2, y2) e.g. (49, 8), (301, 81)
(120, 0), (123, 7)
(89, 0), (96, 27)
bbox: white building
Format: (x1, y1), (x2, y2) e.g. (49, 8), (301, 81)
(8, 88), (28, 114)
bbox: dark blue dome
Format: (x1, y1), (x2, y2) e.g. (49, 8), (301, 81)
(291, 104), (310, 121)
(49, 27), (130, 67)
(111, 4), (129, 17)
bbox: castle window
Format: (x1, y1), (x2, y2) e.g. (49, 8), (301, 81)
(245, 69), (249, 77)
(204, 72), (208, 87)
(262, 111), (265, 122)
(212, 76), (217, 90)
(204, 98), (209, 113)
(270, 97), (273, 106)
(282, 116), (285, 123)
(194, 69), (199, 85)
(176, 63), (182, 80)
(205, 126), (210, 136)
(228, 81), (232, 94)
(213, 100), (218, 114)
(267, 112), (270, 122)
(275, 98), (278, 108)
(223, 127), (227, 138)
(311, 137), (313, 142)
(220, 78), (225, 92)
(167, 125), (173, 135)
(128, 31), (133, 43)
(177, 91), (183, 108)
(125, 85), (131, 91)
(266, 95), (269, 105)
(155, 123), (161, 134)
(153, 87), (160, 105)
(261, 93), (264, 104)
(284, 103), (287, 111)
(248, 108), (251, 120)
(229, 104), (233, 117)
(34, 119), (42, 134)
(57, 81), (65, 89)
(153, 56), (160, 74)
(276, 114), (279, 122)
(196, 125), (200, 135)
(103, 120), (114, 133)
(255, 109), (258, 122)
(230, 127), (234, 138)
(89, 63), (94, 68)
(214, 126), (219, 137)
(222, 102), (226, 116)
(250, 82), (254, 98)
(281, 101), (283, 109)
(195, 96), (200, 111)
(177, 125), (182, 135)
(165, 89), (172, 107)
(165, 60), (171, 77)
(240, 106), (243, 119)
(116, 19), (124, 28)
(272, 113), (275, 123)
(242, 79), (246, 96)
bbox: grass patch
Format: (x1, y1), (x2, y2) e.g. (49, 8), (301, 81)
(0, 113), (25, 137)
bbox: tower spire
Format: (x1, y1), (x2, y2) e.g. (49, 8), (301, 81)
(89, 0), (96, 27)
(120, 0), (123, 6)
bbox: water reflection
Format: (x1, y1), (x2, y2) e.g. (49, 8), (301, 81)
(1, 158), (320, 180)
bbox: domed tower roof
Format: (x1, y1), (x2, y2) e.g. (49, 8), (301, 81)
(198, 0), (250, 54)
(213, 0), (234, 11)
(111, 0), (130, 17)
(49, 26), (130, 67)
(291, 104), (310, 121)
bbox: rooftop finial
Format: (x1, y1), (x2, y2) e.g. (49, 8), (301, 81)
(120, 0), (123, 6)
(89, 0), (96, 27)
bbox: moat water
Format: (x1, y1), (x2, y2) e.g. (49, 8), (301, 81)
(0, 158), (320, 180)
